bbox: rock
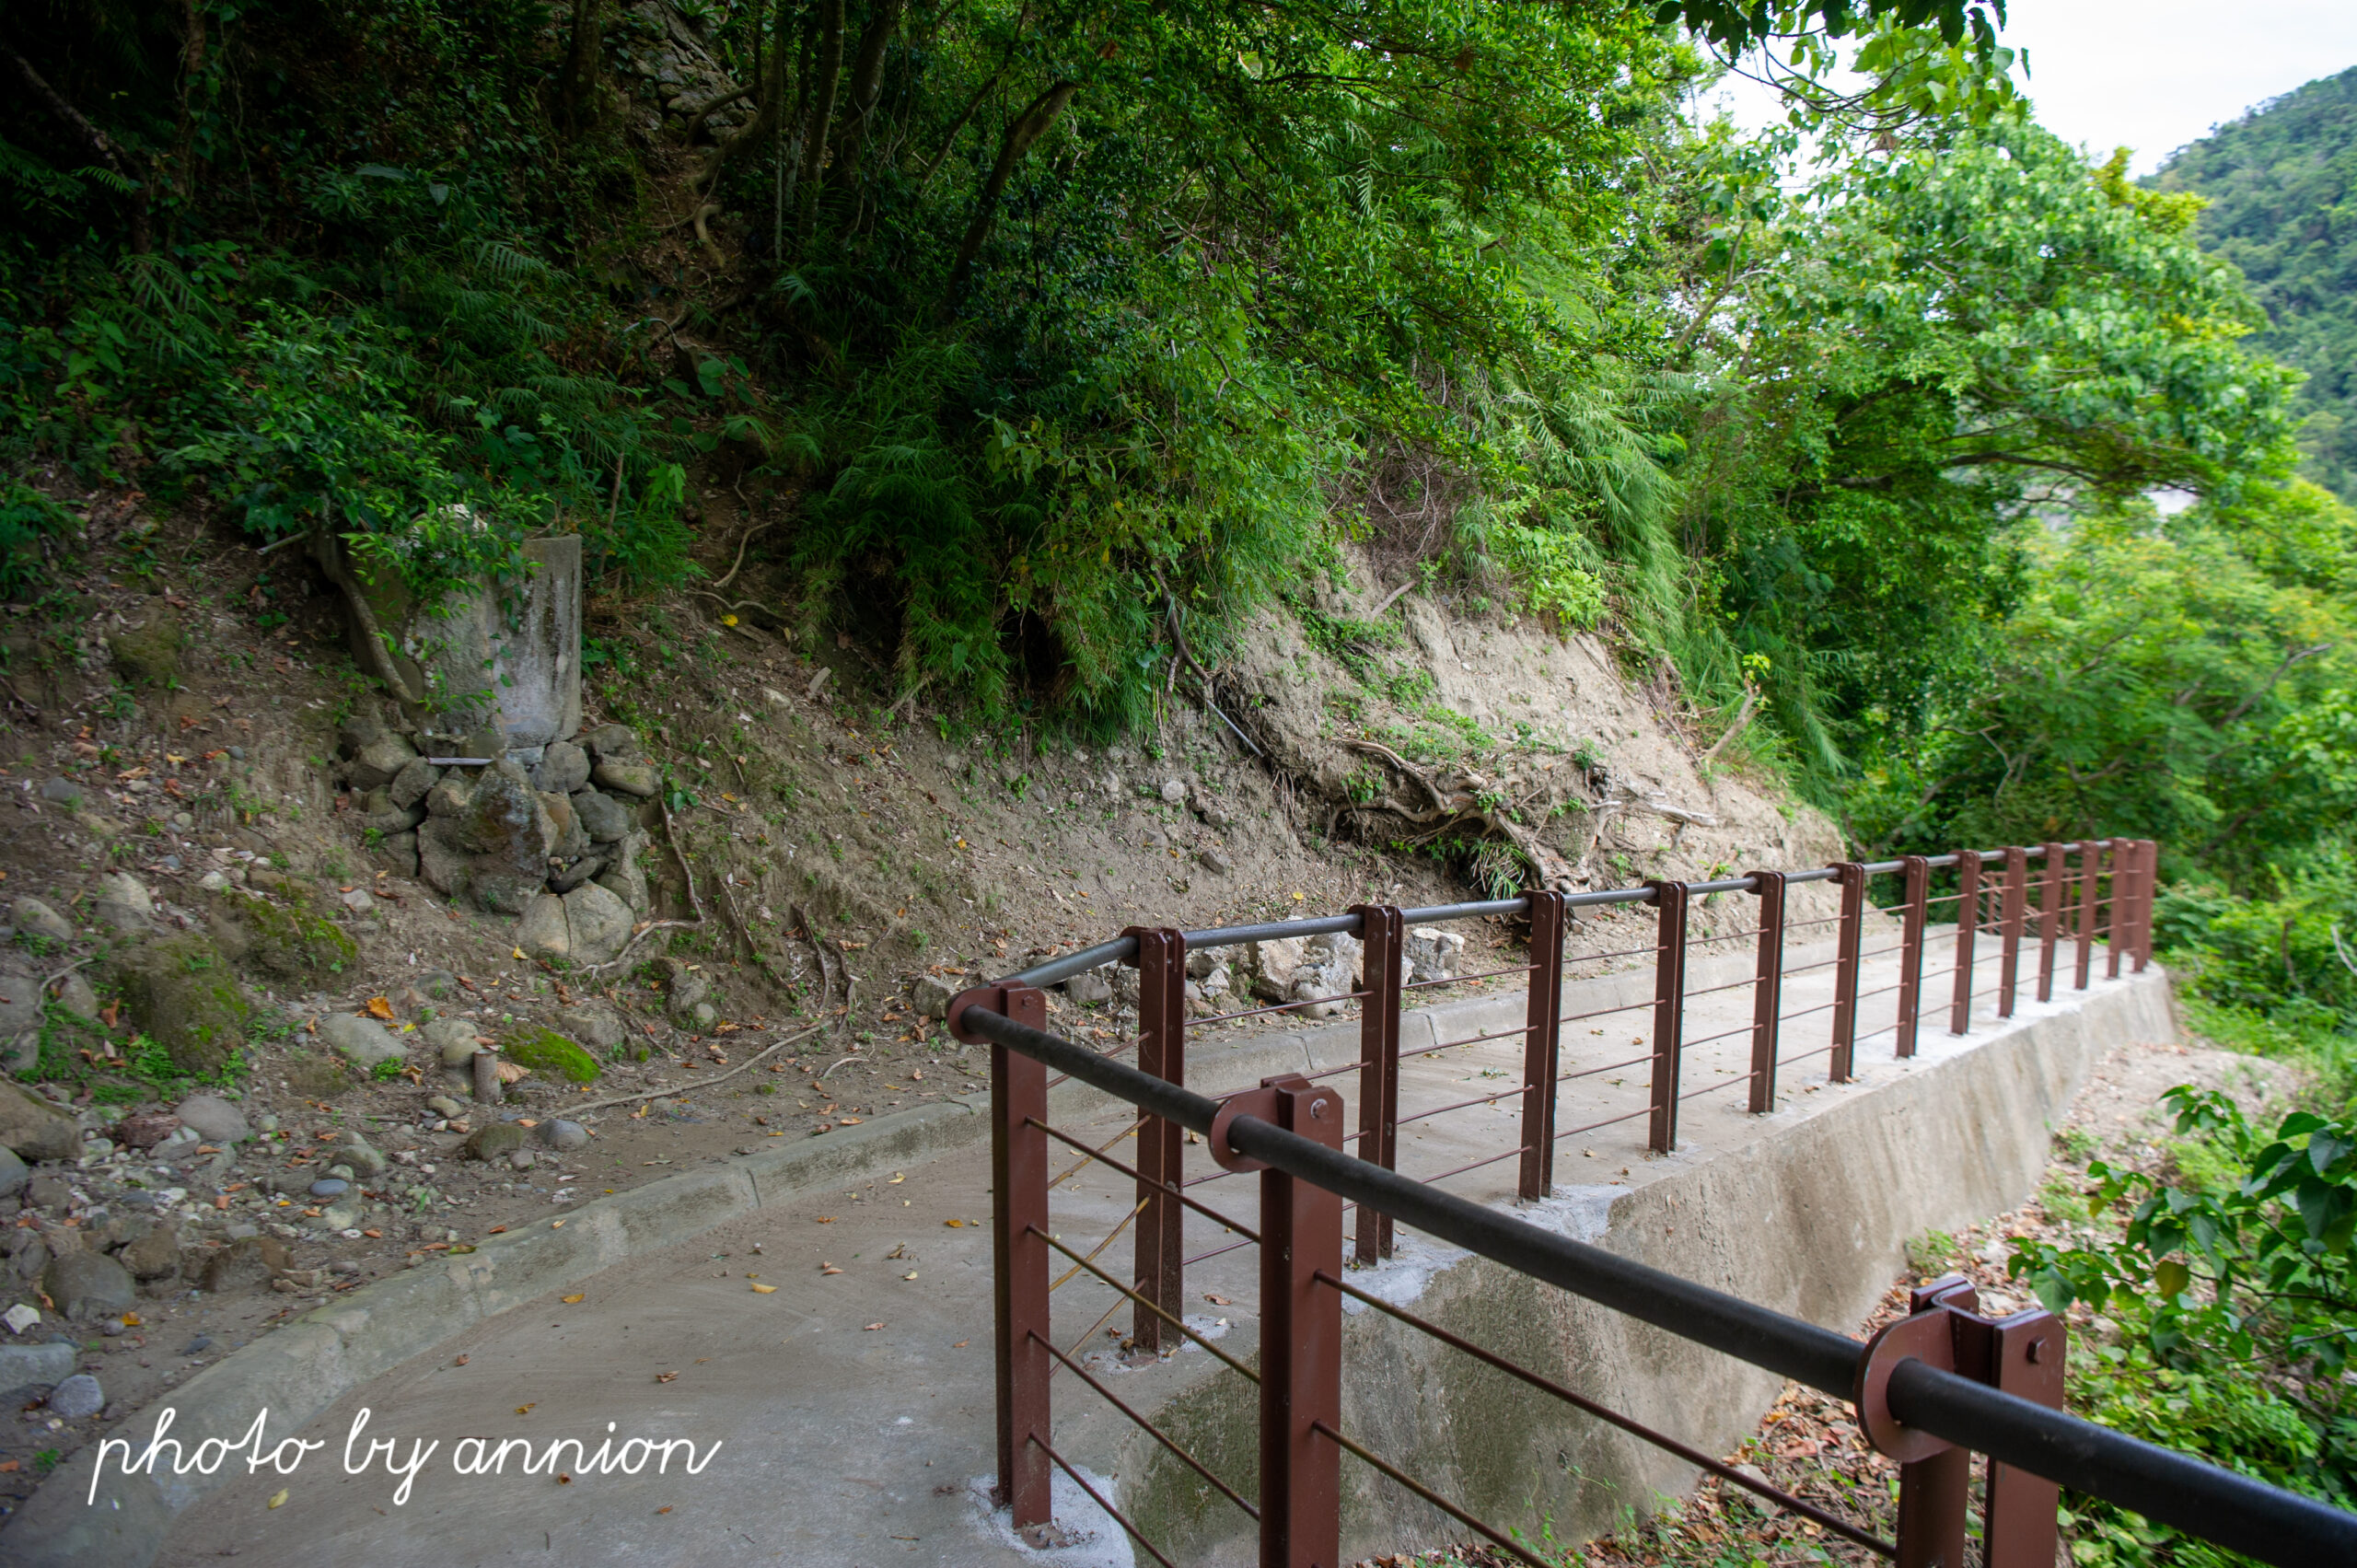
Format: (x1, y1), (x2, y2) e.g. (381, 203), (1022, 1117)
(1064, 970), (1114, 1006)
(517, 883), (633, 966)
(591, 760), (660, 797)
(106, 610), (183, 686)
(1160, 777), (1189, 805)
(26, 1173), (71, 1211)
(418, 970), (459, 999)
(74, 809), (124, 840)
(174, 1094), (250, 1144)
(119, 1223), (180, 1281)
(372, 829), (421, 878)
(308, 1179), (349, 1199)
(336, 711), (391, 758)
(506, 1146), (535, 1171)
(424, 1095), (463, 1119)
(539, 1118), (588, 1151)
(534, 741), (591, 795)
(1196, 798), (1238, 831)
(463, 1122), (528, 1160)
(42, 1250), (135, 1318)
(540, 791), (589, 862)
(424, 1016), (488, 1067)
(0, 1146), (25, 1198)
(1403, 925), (1467, 983)
(198, 1235), (291, 1292)
(515, 894), (571, 962)
(1242, 936), (1306, 1003)
(51, 971), (99, 1022)
(0, 1080), (82, 1162)
(349, 736), (421, 792)
(912, 974), (956, 1019)
(500, 1028), (600, 1084)
(355, 798), (425, 836)
(115, 1110), (181, 1150)
(663, 963), (712, 1015)
(200, 885), (356, 979)
(552, 1005), (624, 1050)
(571, 790), (632, 842)
(36, 777), (83, 810)
(687, 1001), (717, 1029)
(0, 1342), (75, 1405)
(331, 1135), (388, 1178)
(423, 772), (474, 818)
(11, 897), (72, 943)
(45, 1372), (103, 1419)
(579, 724), (641, 761)
(387, 759), (442, 812)
(92, 871), (154, 932)
(417, 760), (559, 912)
(595, 833), (651, 915)
(319, 1013), (403, 1068)
(1289, 933), (1361, 1018)
(1198, 847), (1232, 875)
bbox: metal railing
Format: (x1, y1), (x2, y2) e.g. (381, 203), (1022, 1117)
(949, 903), (2357, 1567)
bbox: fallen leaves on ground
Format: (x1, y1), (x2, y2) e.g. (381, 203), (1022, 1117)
(656, 1372), (678, 1384)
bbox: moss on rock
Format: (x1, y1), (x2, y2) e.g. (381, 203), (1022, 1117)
(113, 934), (250, 1074)
(204, 889), (357, 979)
(500, 1027), (600, 1085)
(106, 611), (184, 687)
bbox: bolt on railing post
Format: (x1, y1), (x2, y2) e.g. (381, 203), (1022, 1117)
(1747, 870), (1786, 1112)
(1520, 890), (1567, 1201)
(2037, 842), (2064, 1004)
(1998, 845), (2028, 1018)
(2074, 841), (2098, 990)
(1352, 904), (1404, 1263)
(1259, 1075), (1345, 1568)
(1126, 927), (1187, 1353)
(1895, 856), (1930, 1058)
(1948, 850), (1982, 1035)
(1645, 881), (1690, 1154)
(963, 984), (1052, 1530)
(1829, 863), (1866, 1082)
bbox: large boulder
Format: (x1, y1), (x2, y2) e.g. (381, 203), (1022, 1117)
(591, 759), (660, 798)
(173, 1094), (250, 1144)
(500, 1027), (600, 1084)
(515, 883), (634, 966)
(571, 790), (633, 842)
(113, 933), (250, 1074)
(91, 872), (154, 934)
(106, 610), (183, 687)
(202, 886), (357, 980)
(348, 735), (420, 792)
(596, 830), (652, 915)
(11, 898), (72, 943)
(417, 761), (560, 912)
(533, 741), (590, 795)
(0, 1081), (75, 1162)
(319, 1013), (402, 1069)
(387, 757), (443, 811)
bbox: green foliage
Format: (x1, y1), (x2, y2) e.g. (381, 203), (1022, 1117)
(0, 480), (72, 597)
(2153, 64), (2357, 504)
(2009, 1087), (2357, 1551)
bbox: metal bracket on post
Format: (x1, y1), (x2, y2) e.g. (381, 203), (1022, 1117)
(1520, 889), (1567, 1201)
(1948, 851), (1982, 1035)
(1856, 1272), (2067, 1568)
(1747, 870), (1786, 1112)
(1645, 880), (1689, 1154)
(1256, 1075), (1345, 1568)
(1894, 856), (1929, 1058)
(2037, 842), (2064, 1003)
(1829, 863), (1866, 1082)
(2106, 839), (2129, 981)
(1351, 905), (1403, 1263)
(949, 984), (1053, 1531)
(1997, 844), (2028, 1017)
(1123, 926), (1187, 1353)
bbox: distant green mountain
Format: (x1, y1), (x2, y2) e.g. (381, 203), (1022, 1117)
(2153, 65), (2357, 502)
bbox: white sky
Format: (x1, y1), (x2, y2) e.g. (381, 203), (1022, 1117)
(1701, 0), (2357, 174)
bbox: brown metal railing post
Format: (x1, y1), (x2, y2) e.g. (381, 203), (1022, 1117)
(1260, 1075), (1345, 1568)
(1895, 856), (1930, 1058)
(2037, 842), (2064, 1003)
(1948, 850), (1981, 1034)
(1352, 904), (1403, 1263)
(1127, 926), (1187, 1353)
(968, 985), (1051, 1529)
(2121, 839), (2140, 971)
(1982, 1307), (2068, 1568)
(1645, 881), (1689, 1154)
(1520, 890), (1567, 1201)
(2074, 841), (2098, 990)
(1829, 863), (1866, 1082)
(1997, 845), (2028, 1017)
(1892, 1276), (1980, 1568)
(2134, 838), (2159, 971)
(1747, 870), (1786, 1112)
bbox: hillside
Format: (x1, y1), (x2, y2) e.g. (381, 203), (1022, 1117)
(2153, 64), (2357, 501)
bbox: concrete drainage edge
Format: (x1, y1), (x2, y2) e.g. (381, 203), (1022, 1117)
(0, 1098), (996, 1568)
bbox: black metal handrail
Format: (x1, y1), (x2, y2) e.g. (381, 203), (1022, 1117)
(960, 1002), (2357, 1568)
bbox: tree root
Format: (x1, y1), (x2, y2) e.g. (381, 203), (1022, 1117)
(574, 1022), (823, 1115)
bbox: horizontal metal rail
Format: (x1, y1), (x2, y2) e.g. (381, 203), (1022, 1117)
(962, 1004), (2357, 1568)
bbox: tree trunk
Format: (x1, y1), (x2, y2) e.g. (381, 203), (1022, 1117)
(828, 0), (903, 190)
(792, 0), (846, 241)
(945, 79), (1076, 305)
(557, 0), (604, 132)
(699, 0), (796, 192)
(3, 40), (148, 252)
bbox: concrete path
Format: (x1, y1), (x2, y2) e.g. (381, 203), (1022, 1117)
(143, 923), (2102, 1567)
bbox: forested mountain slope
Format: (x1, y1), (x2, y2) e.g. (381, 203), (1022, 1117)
(2154, 64), (2357, 501)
